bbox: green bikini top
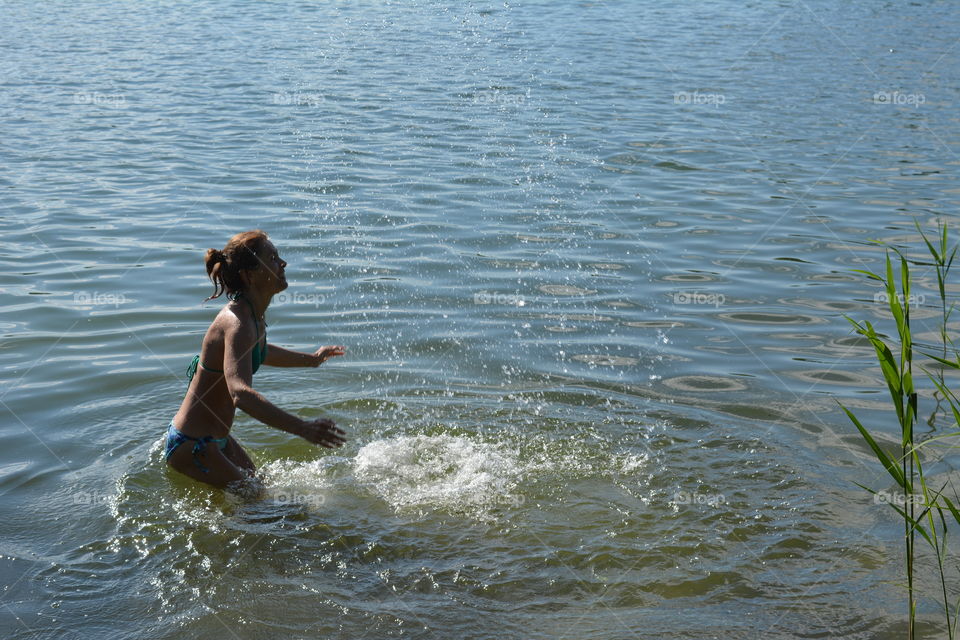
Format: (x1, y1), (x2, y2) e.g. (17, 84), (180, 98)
(186, 293), (267, 382)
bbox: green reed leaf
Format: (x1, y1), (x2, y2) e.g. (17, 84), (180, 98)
(840, 402), (906, 489)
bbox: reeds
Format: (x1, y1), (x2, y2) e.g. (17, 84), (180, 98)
(844, 221), (960, 639)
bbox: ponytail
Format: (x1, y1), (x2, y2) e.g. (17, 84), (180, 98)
(202, 230), (269, 302)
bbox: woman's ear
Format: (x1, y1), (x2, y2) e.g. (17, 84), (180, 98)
(238, 269), (252, 290)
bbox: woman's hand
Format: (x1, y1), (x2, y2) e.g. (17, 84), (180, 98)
(312, 345), (346, 367)
(297, 418), (346, 448)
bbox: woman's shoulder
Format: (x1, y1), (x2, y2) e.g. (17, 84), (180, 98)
(210, 301), (256, 339)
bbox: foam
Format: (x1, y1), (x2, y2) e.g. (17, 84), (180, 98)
(257, 457), (343, 511)
(352, 434), (524, 513)
(229, 433), (650, 516)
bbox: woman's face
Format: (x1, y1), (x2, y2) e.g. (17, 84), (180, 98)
(248, 240), (288, 294)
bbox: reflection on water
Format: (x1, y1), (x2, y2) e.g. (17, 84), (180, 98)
(663, 375), (748, 392)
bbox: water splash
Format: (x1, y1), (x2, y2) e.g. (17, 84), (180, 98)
(353, 433), (524, 514)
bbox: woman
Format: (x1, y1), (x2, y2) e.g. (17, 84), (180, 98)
(165, 230), (346, 491)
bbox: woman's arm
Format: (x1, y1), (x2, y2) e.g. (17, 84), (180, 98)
(223, 325), (307, 434)
(264, 343), (346, 368)
(223, 323), (346, 447)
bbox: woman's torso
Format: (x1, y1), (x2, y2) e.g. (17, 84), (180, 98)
(173, 302), (265, 438)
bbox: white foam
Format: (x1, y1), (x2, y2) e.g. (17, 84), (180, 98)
(257, 457), (342, 511)
(352, 434), (524, 513)
(613, 452), (648, 474)
(244, 433), (648, 516)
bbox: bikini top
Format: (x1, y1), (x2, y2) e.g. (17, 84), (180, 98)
(186, 293), (267, 382)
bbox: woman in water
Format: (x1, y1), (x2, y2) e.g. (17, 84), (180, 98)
(165, 230), (346, 491)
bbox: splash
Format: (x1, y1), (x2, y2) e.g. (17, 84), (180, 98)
(353, 434), (524, 514)
(200, 429), (652, 518)
(256, 457), (344, 511)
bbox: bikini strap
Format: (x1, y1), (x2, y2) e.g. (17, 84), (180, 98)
(187, 354), (200, 381)
(179, 430), (229, 473)
(235, 292), (262, 335)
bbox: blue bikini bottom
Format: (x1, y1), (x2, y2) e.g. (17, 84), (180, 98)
(164, 422), (228, 473)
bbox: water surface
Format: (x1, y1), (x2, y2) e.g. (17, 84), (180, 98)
(2, 1), (959, 638)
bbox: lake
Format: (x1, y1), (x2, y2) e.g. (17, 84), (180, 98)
(2, 1), (959, 638)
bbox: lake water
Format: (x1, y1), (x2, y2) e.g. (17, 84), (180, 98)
(2, 1), (959, 638)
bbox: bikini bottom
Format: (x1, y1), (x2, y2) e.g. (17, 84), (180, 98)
(164, 422), (228, 474)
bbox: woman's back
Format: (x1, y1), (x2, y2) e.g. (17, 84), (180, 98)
(174, 304), (254, 438)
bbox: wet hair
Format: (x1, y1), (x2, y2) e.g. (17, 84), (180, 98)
(203, 230), (271, 301)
